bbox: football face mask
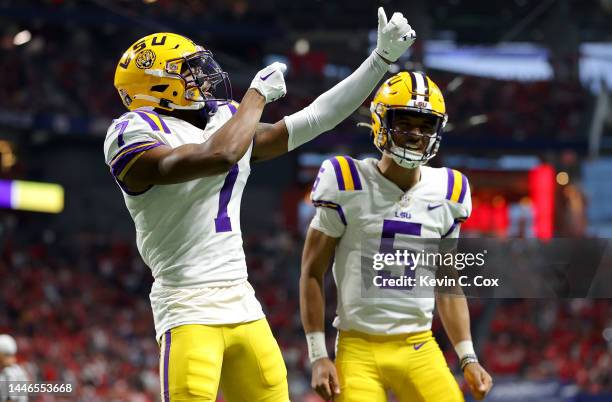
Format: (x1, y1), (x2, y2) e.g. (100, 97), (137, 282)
(174, 50), (232, 104)
(382, 109), (443, 168)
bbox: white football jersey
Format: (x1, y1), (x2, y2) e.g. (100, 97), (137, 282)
(0, 364), (29, 402)
(103, 103), (264, 340)
(310, 156), (471, 335)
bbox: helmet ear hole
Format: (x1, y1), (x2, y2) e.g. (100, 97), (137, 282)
(150, 85), (169, 93)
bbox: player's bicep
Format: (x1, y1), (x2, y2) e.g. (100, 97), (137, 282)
(119, 144), (175, 190)
(124, 141), (247, 189)
(251, 120), (289, 162)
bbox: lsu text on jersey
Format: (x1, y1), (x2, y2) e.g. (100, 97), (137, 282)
(310, 155), (471, 402)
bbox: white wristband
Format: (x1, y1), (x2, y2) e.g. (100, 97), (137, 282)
(306, 332), (328, 363)
(454, 340), (476, 360)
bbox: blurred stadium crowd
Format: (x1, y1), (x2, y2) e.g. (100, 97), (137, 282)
(0, 1), (595, 146)
(0, 217), (610, 401)
(1, 0), (612, 401)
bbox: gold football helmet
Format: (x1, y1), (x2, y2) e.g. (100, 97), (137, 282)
(114, 33), (231, 111)
(370, 71), (447, 168)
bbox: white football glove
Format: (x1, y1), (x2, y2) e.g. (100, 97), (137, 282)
(249, 62), (287, 103)
(375, 7), (416, 63)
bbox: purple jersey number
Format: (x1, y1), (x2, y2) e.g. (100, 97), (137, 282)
(378, 219), (422, 290)
(214, 164), (239, 232)
(114, 120), (129, 147)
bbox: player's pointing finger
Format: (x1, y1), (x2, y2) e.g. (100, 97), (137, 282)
(378, 7), (388, 28)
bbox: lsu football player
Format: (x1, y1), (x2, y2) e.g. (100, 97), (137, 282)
(103, 7), (415, 402)
(300, 72), (494, 401)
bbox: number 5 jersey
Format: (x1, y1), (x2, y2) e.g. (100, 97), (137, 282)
(310, 156), (472, 335)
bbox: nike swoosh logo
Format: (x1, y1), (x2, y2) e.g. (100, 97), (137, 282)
(414, 342), (426, 350)
(260, 71), (275, 81)
(427, 203), (442, 211)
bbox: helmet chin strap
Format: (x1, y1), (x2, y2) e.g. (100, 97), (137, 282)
(169, 102), (207, 111)
(133, 94), (207, 111)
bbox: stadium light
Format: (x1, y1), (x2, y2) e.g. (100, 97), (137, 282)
(556, 171), (569, 185)
(294, 38), (310, 55)
(468, 115), (488, 125)
(603, 327), (612, 343)
(0, 179), (64, 213)
(0, 141), (16, 171)
(447, 76), (464, 92)
(13, 30), (31, 46)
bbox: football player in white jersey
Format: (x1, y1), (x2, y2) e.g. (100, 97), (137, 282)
(300, 72), (493, 401)
(103, 8), (416, 402)
(0, 334), (29, 402)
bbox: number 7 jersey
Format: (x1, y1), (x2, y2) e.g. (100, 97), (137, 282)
(310, 156), (472, 335)
(103, 104), (264, 340)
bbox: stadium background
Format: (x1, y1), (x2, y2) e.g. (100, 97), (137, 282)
(0, 0), (611, 401)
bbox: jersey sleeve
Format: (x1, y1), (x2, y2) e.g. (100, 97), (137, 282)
(309, 159), (347, 238)
(442, 168), (472, 239)
(103, 111), (168, 183)
(228, 100), (239, 114)
(0, 370), (6, 401)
